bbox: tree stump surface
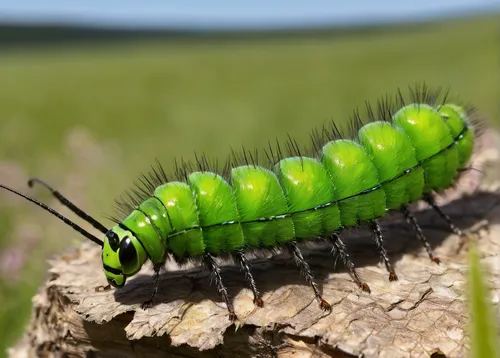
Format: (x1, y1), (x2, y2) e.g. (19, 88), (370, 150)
(8, 130), (500, 358)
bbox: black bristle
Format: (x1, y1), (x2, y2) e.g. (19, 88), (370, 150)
(309, 127), (323, 156)
(284, 133), (293, 157)
(377, 95), (393, 121)
(349, 109), (365, 137)
(264, 141), (276, 167)
(247, 148), (257, 168)
(397, 87), (406, 108)
(157, 159), (169, 182)
(194, 152), (202, 171)
(133, 179), (151, 198)
(222, 157), (232, 178)
(275, 138), (284, 162)
(330, 120), (343, 139)
(105, 214), (123, 225)
(243, 146), (251, 166)
(440, 87), (451, 107)
(229, 146), (238, 167)
(409, 84), (418, 104)
(365, 101), (375, 121)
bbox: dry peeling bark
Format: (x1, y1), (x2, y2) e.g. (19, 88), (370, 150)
(9, 130), (500, 358)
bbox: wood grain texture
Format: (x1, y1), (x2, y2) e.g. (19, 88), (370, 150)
(9, 130), (500, 358)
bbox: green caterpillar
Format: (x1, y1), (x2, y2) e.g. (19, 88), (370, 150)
(0, 86), (476, 321)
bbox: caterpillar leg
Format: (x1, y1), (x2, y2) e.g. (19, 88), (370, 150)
(286, 241), (331, 311)
(141, 263), (162, 309)
(424, 194), (472, 252)
(424, 194), (465, 237)
(329, 233), (371, 293)
(401, 205), (441, 264)
(370, 220), (398, 282)
(233, 250), (263, 307)
(203, 253), (237, 321)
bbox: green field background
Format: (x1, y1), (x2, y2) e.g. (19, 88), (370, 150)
(0, 14), (498, 355)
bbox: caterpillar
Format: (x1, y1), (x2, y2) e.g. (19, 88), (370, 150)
(0, 85), (477, 321)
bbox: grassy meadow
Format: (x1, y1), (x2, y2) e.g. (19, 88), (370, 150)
(0, 14), (498, 355)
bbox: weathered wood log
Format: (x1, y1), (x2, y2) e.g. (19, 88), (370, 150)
(8, 130), (500, 358)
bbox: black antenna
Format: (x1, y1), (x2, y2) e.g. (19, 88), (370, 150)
(28, 178), (108, 234)
(0, 184), (104, 247)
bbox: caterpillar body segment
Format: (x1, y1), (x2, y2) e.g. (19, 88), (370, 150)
(0, 87), (476, 322)
(231, 165), (295, 247)
(358, 121), (425, 209)
(189, 171), (244, 254)
(393, 104), (460, 191)
(321, 140), (386, 225)
(275, 157), (341, 239)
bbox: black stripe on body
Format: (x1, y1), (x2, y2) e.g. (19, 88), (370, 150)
(103, 264), (122, 275)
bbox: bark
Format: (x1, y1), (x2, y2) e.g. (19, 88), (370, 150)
(8, 130), (500, 358)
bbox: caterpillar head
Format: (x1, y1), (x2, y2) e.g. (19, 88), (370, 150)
(102, 225), (148, 288)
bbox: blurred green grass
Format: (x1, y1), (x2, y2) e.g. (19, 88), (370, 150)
(468, 242), (500, 358)
(0, 14), (498, 356)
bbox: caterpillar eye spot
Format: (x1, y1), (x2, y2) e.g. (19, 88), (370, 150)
(119, 236), (139, 274)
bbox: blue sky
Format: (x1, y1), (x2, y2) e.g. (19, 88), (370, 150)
(1, 0), (499, 29)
